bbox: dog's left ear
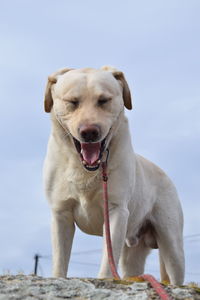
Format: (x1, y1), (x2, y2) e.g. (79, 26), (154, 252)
(112, 71), (132, 110)
(44, 68), (73, 113)
(101, 66), (132, 110)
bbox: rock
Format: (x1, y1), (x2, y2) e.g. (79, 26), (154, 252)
(172, 287), (193, 299)
(0, 275), (199, 300)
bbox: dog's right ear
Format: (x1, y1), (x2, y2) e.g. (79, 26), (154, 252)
(44, 68), (73, 113)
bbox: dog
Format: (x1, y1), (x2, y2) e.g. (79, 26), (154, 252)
(43, 66), (185, 285)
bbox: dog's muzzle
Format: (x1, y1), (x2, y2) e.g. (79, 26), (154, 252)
(73, 137), (106, 171)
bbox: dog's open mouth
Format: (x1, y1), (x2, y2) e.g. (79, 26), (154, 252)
(73, 138), (106, 171)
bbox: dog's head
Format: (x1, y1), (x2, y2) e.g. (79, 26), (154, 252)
(44, 66), (132, 171)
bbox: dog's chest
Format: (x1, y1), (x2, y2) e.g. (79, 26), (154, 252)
(73, 190), (104, 236)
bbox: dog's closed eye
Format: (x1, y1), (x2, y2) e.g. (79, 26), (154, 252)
(66, 98), (80, 109)
(70, 100), (79, 106)
(97, 97), (111, 107)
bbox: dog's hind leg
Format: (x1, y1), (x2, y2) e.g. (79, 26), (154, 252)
(153, 207), (185, 284)
(152, 178), (185, 285)
(120, 240), (151, 278)
(159, 252), (170, 282)
(156, 229), (185, 285)
(153, 198), (185, 284)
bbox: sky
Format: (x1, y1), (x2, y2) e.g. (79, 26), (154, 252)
(0, 0), (199, 283)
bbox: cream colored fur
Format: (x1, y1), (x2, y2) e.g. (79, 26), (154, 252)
(43, 67), (185, 285)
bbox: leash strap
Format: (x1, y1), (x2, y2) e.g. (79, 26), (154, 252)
(140, 274), (172, 300)
(101, 157), (173, 299)
(102, 160), (120, 279)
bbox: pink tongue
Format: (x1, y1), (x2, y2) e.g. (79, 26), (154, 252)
(81, 142), (101, 165)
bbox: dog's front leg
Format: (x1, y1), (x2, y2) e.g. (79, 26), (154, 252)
(51, 209), (75, 278)
(98, 205), (129, 278)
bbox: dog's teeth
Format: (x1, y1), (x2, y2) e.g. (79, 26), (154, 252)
(82, 160), (86, 165)
(97, 160), (101, 164)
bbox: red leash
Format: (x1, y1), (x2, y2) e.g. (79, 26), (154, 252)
(140, 274), (172, 300)
(102, 161), (120, 279)
(101, 160), (172, 300)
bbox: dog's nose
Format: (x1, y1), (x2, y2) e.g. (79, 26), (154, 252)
(79, 124), (101, 142)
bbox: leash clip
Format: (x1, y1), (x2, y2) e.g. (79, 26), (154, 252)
(102, 172), (108, 182)
(101, 149), (109, 182)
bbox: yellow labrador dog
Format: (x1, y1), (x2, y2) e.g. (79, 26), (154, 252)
(43, 66), (185, 285)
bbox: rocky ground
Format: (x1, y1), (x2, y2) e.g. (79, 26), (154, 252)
(0, 275), (199, 300)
